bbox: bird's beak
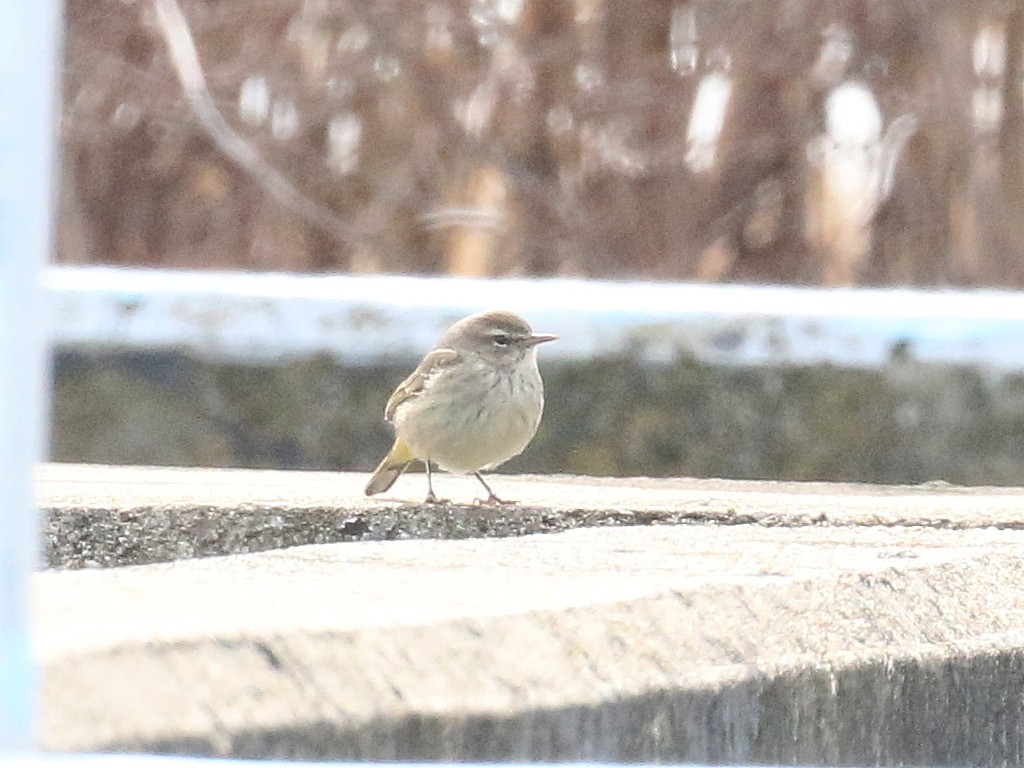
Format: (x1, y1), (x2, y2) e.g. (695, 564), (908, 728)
(524, 332), (558, 347)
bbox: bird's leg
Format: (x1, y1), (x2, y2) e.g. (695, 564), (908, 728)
(473, 472), (515, 505)
(423, 460), (448, 504)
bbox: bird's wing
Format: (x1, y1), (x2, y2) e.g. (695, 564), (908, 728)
(384, 348), (460, 423)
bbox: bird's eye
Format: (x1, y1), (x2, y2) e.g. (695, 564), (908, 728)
(492, 333), (511, 347)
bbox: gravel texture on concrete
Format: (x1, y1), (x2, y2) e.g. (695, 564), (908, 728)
(39, 463), (1024, 569)
(35, 464), (1024, 764)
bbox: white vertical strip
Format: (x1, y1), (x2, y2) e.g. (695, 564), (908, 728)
(0, 0), (62, 753)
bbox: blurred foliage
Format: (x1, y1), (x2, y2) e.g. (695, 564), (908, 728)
(51, 351), (1024, 485)
(58, 0), (1024, 286)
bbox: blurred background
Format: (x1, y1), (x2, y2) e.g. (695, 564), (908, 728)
(49, 0), (1024, 485)
(59, 0), (1024, 286)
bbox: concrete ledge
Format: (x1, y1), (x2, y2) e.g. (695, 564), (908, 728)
(40, 464), (1024, 568)
(35, 465), (1024, 763)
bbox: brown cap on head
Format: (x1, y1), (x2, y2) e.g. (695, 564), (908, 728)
(438, 310), (558, 354)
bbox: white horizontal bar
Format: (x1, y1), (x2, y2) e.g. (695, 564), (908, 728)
(47, 265), (1024, 370)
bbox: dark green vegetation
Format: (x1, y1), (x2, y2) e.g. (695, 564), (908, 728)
(52, 350), (1024, 485)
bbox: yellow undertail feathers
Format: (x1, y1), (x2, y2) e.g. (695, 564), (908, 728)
(364, 437), (415, 496)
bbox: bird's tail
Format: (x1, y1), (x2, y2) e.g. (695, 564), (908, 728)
(365, 437), (414, 496)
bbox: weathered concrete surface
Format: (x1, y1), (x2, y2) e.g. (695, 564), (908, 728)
(39, 463), (1024, 568)
(35, 464), (1024, 764)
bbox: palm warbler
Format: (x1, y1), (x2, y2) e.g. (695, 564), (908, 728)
(365, 310), (557, 504)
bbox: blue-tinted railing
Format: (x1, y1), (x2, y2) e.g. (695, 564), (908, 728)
(0, 0), (61, 755)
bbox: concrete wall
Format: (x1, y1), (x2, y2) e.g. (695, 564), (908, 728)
(36, 466), (1024, 764)
(48, 268), (1024, 485)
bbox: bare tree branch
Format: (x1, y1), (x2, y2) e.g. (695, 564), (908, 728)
(151, 0), (354, 245)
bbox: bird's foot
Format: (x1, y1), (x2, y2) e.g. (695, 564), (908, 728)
(423, 491), (451, 505)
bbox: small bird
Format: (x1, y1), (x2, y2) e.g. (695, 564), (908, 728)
(365, 310), (557, 504)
